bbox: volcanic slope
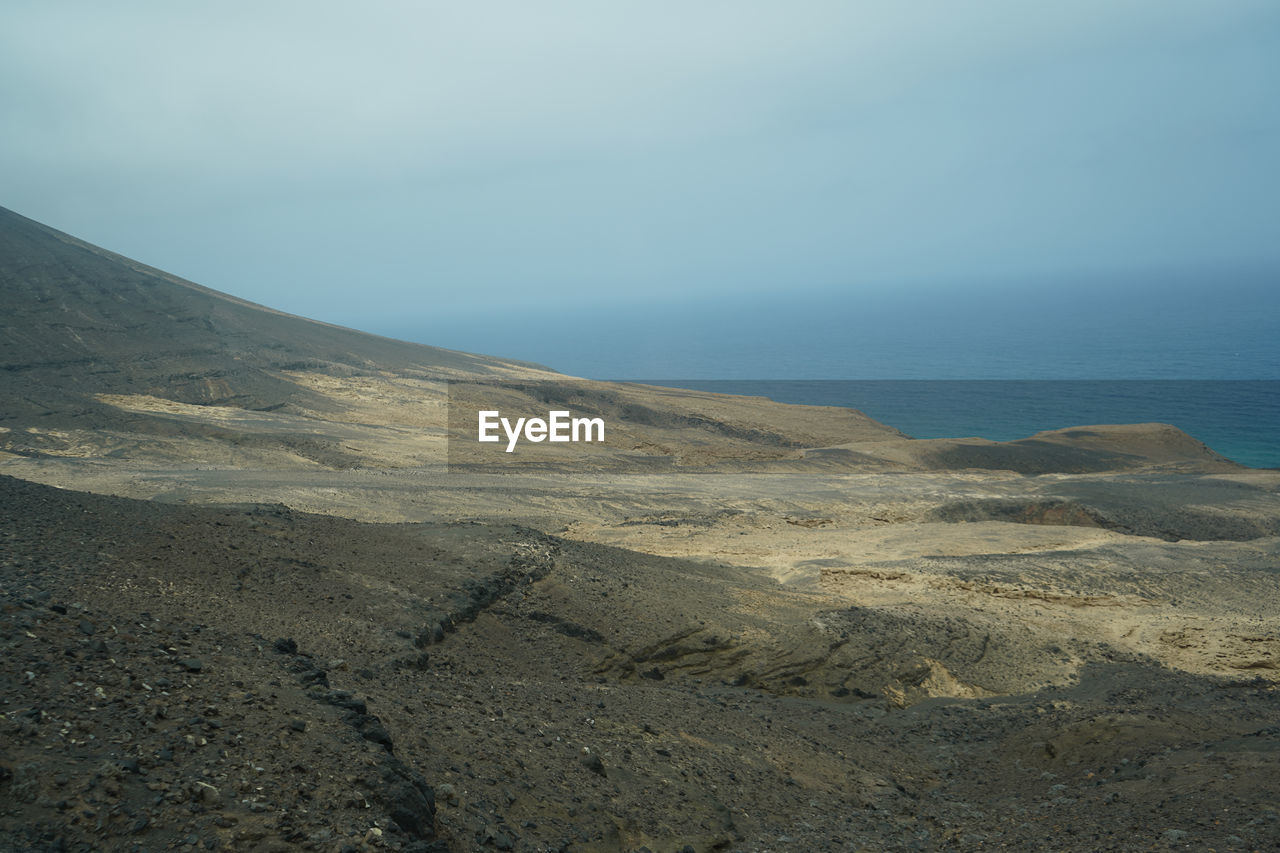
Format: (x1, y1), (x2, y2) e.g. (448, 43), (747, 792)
(0, 206), (913, 472)
(4, 475), (1280, 852)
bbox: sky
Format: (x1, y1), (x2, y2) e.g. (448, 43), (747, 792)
(3, 1), (1278, 377)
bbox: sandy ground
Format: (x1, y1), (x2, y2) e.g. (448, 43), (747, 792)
(4, 467), (1279, 852)
(6, 402), (1280, 852)
(6, 445), (1278, 688)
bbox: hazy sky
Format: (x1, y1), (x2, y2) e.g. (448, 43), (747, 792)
(3, 2), (1278, 376)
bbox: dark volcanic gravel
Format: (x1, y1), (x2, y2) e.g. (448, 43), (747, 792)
(3, 475), (1279, 852)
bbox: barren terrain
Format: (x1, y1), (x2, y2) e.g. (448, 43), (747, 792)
(3, 206), (1279, 851)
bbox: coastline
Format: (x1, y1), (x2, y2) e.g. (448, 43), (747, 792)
(631, 379), (1280, 469)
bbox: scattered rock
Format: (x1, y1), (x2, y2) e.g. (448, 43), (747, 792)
(580, 752), (606, 777)
(355, 715), (395, 752)
(299, 668), (329, 687)
(194, 782), (220, 806)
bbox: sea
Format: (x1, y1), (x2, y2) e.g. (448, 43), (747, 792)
(627, 380), (1280, 469)
(401, 275), (1279, 467)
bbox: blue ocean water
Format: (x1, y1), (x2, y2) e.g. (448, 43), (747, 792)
(631, 380), (1280, 469)
(408, 274), (1280, 382)
(402, 273), (1279, 465)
